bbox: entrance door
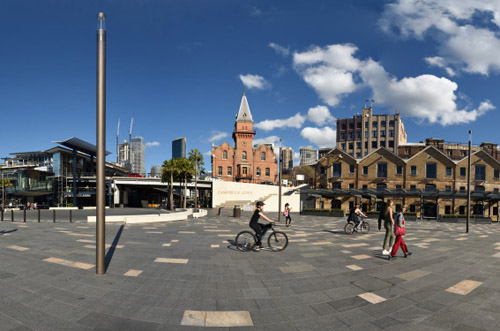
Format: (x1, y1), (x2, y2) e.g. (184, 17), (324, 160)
(423, 202), (437, 217)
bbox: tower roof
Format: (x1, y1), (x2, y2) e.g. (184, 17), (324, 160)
(236, 93), (253, 122)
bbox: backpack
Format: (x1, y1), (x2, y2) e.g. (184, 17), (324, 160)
(347, 207), (356, 223)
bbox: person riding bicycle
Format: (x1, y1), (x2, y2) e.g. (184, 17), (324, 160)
(250, 201), (275, 250)
(348, 203), (367, 231)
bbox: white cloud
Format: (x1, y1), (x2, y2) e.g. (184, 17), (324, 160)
(268, 42), (290, 56)
(253, 135), (281, 146)
(239, 74), (270, 90)
(424, 56), (456, 76)
(203, 150), (212, 158)
(208, 130), (228, 143)
(307, 105), (336, 126)
(293, 43), (493, 125)
(300, 127), (337, 148)
(145, 141), (160, 148)
(254, 113), (306, 131)
(380, 0), (500, 75)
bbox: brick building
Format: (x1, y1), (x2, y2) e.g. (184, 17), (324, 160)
(211, 94), (278, 184)
(312, 139), (500, 220)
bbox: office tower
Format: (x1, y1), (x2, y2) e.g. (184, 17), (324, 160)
(300, 147), (317, 166)
(117, 140), (131, 170)
(281, 147), (294, 170)
(130, 137), (145, 175)
(172, 137), (186, 159)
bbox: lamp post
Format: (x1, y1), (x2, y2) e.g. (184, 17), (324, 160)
(96, 12), (106, 276)
(466, 130), (471, 233)
(278, 139), (283, 222)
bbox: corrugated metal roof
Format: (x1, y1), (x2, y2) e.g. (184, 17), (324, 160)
(53, 137), (111, 156)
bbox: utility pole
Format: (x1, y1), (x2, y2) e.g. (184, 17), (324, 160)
(96, 12), (106, 276)
(466, 130), (471, 233)
(278, 139), (283, 222)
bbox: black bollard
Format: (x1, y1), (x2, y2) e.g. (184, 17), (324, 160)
(53, 210), (56, 223)
(69, 210), (72, 223)
(24, 209), (26, 222)
(38, 209), (41, 223)
(1, 210), (3, 221)
(11, 210), (14, 222)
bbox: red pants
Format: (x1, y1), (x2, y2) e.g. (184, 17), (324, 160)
(391, 235), (408, 256)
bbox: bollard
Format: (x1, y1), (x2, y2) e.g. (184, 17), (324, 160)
(24, 209), (26, 222)
(69, 210), (72, 223)
(1, 210), (3, 221)
(38, 209), (40, 223)
(53, 210), (56, 223)
(11, 210), (14, 222)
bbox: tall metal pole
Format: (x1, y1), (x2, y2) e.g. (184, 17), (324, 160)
(96, 12), (106, 276)
(466, 130), (471, 233)
(278, 139), (283, 222)
(1, 169), (5, 210)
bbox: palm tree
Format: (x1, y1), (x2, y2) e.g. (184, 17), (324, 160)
(177, 158), (195, 208)
(161, 159), (181, 211)
(188, 149), (204, 208)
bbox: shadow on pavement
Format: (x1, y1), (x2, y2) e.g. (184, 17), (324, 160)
(105, 224), (124, 272)
(0, 229), (18, 235)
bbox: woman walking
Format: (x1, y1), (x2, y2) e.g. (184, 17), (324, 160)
(390, 206), (412, 259)
(284, 203), (292, 227)
(382, 199), (396, 257)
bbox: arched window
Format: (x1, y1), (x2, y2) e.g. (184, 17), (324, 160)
(223, 150), (227, 160)
(242, 151), (247, 160)
(261, 152), (266, 161)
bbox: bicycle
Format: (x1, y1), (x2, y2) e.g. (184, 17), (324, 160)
(344, 216), (370, 234)
(235, 223), (289, 252)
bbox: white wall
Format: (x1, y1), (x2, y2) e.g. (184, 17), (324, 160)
(212, 181), (301, 212)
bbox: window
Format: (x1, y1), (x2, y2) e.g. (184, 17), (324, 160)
(349, 164), (355, 173)
(475, 165), (485, 180)
(495, 170), (500, 179)
(377, 162), (387, 178)
(445, 206), (451, 215)
(461, 151), (467, 157)
(426, 163), (437, 179)
(474, 185), (485, 192)
(377, 183), (387, 191)
(425, 184), (436, 192)
(256, 167), (261, 176)
(365, 131), (369, 138)
(372, 141), (377, 148)
(459, 206), (465, 215)
(397, 165), (403, 175)
(380, 130), (386, 137)
(365, 142), (368, 149)
(363, 166), (368, 175)
(446, 167), (452, 176)
(223, 150), (227, 159)
(362, 185), (368, 190)
(356, 132), (361, 138)
(410, 205), (416, 213)
(340, 133), (346, 140)
(372, 131), (378, 138)
(411, 165), (417, 175)
(372, 121), (378, 127)
(218, 166), (222, 176)
(341, 143), (346, 150)
(396, 185), (402, 191)
(410, 185), (416, 191)
(320, 166), (326, 175)
(261, 152), (266, 161)
(388, 140), (394, 148)
(332, 182), (341, 189)
(348, 123), (353, 129)
(349, 183), (354, 189)
(380, 141), (386, 147)
(341, 124), (346, 130)
(389, 120), (395, 126)
(265, 168), (270, 177)
(445, 186), (451, 192)
(460, 167), (466, 177)
(227, 166), (232, 175)
(381, 121), (386, 126)
(460, 186), (466, 192)
(494, 188), (499, 193)
(333, 163), (342, 177)
(348, 132), (354, 139)
(389, 130), (394, 137)
(356, 122), (361, 129)
(349, 143), (354, 150)
(356, 152), (361, 158)
(365, 122), (369, 128)
(242, 151), (247, 160)
(356, 142), (361, 149)
(242, 167), (247, 175)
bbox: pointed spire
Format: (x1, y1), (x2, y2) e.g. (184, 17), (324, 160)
(236, 92), (253, 122)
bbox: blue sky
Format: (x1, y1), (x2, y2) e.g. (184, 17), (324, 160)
(1, 0), (499, 172)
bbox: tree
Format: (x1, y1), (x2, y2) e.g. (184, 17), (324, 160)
(176, 158), (195, 208)
(188, 149), (204, 208)
(161, 159), (181, 211)
(290, 165), (315, 186)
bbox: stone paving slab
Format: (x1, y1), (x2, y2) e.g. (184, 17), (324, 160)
(1, 211), (500, 330)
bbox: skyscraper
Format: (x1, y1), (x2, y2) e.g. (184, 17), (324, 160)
(117, 140), (130, 170)
(130, 137), (145, 175)
(300, 147), (317, 166)
(172, 137), (186, 159)
(281, 147), (294, 170)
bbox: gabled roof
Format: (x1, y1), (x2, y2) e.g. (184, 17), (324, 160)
(405, 145), (454, 165)
(314, 147), (355, 165)
(236, 93), (253, 122)
(361, 147), (405, 165)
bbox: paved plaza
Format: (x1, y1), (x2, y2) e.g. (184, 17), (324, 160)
(1, 210), (500, 330)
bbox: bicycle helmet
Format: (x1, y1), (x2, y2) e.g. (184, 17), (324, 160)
(256, 201), (265, 207)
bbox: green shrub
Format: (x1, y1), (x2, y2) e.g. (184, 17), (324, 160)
(303, 209), (344, 213)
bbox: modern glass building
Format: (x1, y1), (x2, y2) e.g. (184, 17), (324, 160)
(130, 137), (145, 176)
(172, 136), (186, 159)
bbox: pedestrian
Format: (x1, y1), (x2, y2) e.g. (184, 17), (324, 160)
(284, 203), (292, 227)
(382, 199), (396, 257)
(390, 206), (412, 259)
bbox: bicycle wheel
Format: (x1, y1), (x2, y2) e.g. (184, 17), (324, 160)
(360, 222), (370, 233)
(344, 222), (354, 234)
(268, 231), (288, 251)
(235, 231), (257, 252)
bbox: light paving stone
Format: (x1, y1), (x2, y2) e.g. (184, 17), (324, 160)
(446, 280), (483, 295)
(492, 252), (500, 257)
(7, 245), (29, 251)
(280, 264), (315, 273)
(396, 269), (431, 281)
(346, 265), (363, 271)
(351, 254), (371, 260)
(43, 257), (94, 270)
(341, 250), (352, 254)
(171, 239), (179, 242)
(211, 244), (220, 248)
(455, 238), (468, 241)
(162, 243), (172, 247)
(124, 269), (143, 277)
(76, 239), (94, 243)
(181, 310), (206, 326)
(179, 231), (195, 234)
(142, 227), (157, 229)
(145, 231), (163, 234)
(301, 252), (328, 258)
(358, 292), (386, 304)
(342, 243), (369, 248)
(83, 244), (124, 249)
(311, 241), (334, 246)
(205, 311), (253, 327)
(154, 258), (189, 264)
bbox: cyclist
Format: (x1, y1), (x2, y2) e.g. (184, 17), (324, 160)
(349, 203), (367, 231)
(250, 201), (275, 250)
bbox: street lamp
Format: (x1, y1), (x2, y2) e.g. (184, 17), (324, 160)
(466, 130), (471, 233)
(96, 12), (106, 276)
(278, 139), (283, 222)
